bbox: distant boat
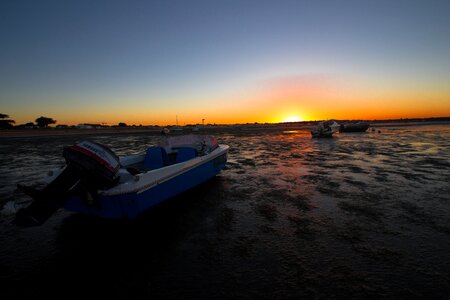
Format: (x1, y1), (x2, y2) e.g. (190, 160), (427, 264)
(311, 120), (340, 138)
(15, 135), (228, 226)
(339, 122), (370, 133)
(171, 126), (183, 132)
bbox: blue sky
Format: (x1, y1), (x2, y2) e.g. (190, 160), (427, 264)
(1, 0), (449, 124)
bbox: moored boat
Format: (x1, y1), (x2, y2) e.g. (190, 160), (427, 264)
(339, 122), (370, 133)
(15, 135), (228, 226)
(311, 120), (340, 138)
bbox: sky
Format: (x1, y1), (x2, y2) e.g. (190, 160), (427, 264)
(1, 0), (449, 125)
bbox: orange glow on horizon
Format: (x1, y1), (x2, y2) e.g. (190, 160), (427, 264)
(12, 108), (450, 127)
(281, 116), (304, 123)
(12, 97), (450, 126)
(9, 74), (450, 126)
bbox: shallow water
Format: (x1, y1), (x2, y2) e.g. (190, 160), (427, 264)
(1, 125), (449, 298)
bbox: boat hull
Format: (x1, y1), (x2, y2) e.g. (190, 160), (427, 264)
(311, 130), (334, 138)
(65, 151), (227, 219)
(339, 123), (370, 133)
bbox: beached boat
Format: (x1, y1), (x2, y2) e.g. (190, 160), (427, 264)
(161, 127), (170, 135)
(311, 120), (340, 138)
(15, 135), (229, 226)
(339, 122), (370, 133)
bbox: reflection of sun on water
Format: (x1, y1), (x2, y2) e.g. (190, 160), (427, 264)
(282, 116), (303, 123)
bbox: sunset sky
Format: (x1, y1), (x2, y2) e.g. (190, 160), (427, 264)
(1, 0), (449, 125)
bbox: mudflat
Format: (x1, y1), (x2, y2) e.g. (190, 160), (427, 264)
(1, 124), (449, 298)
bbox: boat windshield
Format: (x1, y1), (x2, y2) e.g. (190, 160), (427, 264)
(160, 134), (219, 155)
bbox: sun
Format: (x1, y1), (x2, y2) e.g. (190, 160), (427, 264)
(282, 116), (303, 123)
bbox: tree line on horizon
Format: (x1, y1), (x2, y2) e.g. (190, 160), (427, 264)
(0, 113), (133, 129)
(0, 113), (15, 128)
(0, 113), (57, 129)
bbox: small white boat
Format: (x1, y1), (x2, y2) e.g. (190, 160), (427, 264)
(15, 135), (228, 226)
(311, 120), (340, 138)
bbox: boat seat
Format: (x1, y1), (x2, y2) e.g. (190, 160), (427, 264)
(143, 147), (169, 170)
(174, 147), (197, 163)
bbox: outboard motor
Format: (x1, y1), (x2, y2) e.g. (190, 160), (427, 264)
(15, 141), (120, 227)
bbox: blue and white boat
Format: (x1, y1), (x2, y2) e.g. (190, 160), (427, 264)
(15, 135), (228, 226)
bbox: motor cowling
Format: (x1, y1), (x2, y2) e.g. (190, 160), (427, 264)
(63, 140), (120, 188)
(15, 140), (120, 227)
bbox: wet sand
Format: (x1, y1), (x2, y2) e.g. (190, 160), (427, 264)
(1, 124), (449, 298)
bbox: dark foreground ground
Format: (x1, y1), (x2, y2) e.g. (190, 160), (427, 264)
(1, 124), (449, 299)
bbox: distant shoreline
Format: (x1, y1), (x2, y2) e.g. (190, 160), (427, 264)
(1, 119), (449, 138)
(0, 127), (163, 138)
